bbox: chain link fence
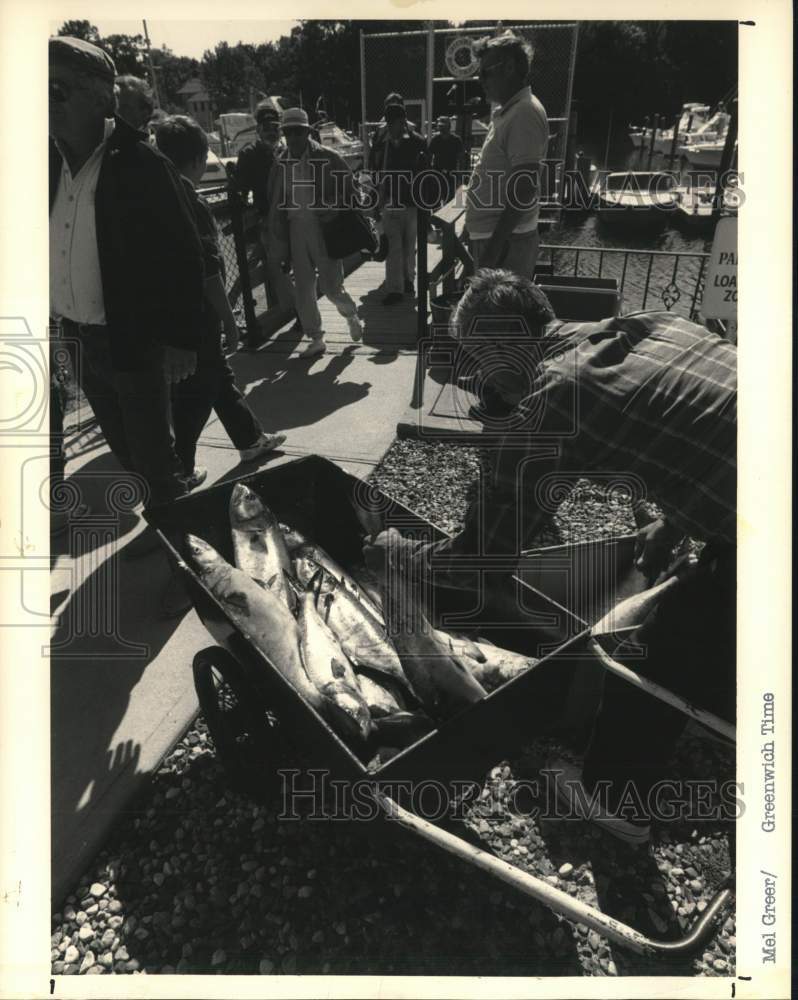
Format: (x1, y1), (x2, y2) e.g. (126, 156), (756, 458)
(361, 23), (578, 197)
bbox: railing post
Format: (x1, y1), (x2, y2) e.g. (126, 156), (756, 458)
(227, 184), (259, 346)
(417, 207), (429, 346)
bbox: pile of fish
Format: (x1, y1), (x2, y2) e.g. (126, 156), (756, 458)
(185, 484), (539, 753)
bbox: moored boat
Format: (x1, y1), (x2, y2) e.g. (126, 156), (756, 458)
(594, 171), (678, 226)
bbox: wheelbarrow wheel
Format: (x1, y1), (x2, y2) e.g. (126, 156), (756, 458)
(192, 646), (282, 800)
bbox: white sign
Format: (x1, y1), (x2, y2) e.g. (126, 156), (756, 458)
(445, 37), (479, 79)
(701, 216), (737, 321)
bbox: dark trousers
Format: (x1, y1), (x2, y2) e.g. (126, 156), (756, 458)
(171, 332), (261, 475)
(582, 542), (736, 814)
(67, 323), (187, 508)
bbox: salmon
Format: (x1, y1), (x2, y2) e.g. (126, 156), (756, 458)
(296, 575), (373, 743)
(463, 641), (540, 693)
(378, 549), (487, 720)
(293, 544), (385, 623)
(185, 534), (323, 710)
(229, 484), (295, 611)
(355, 671), (406, 718)
(372, 711), (436, 748)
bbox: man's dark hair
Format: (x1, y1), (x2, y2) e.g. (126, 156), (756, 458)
(256, 104), (280, 125)
(384, 91), (405, 108)
(452, 269), (555, 340)
(154, 115), (209, 169)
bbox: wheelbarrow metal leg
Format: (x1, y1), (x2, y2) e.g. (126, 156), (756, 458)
(374, 792), (734, 958)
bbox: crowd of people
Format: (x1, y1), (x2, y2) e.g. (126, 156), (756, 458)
(49, 31), (737, 839)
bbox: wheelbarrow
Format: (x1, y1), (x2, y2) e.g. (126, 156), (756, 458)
(145, 455), (734, 958)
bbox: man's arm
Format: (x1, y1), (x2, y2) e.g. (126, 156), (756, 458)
(477, 162), (539, 268)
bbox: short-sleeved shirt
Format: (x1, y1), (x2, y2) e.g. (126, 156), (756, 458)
(465, 86), (549, 238)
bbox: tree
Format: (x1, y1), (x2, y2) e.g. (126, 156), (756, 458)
(56, 20), (100, 43)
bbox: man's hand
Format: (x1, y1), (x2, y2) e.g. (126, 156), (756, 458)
(223, 319), (240, 354)
(634, 517), (683, 583)
(163, 346), (197, 384)
(477, 237), (504, 269)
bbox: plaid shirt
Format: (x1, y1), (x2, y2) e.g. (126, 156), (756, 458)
(445, 311), (736, 559)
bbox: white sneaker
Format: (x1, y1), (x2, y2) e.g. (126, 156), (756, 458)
(239, 432), (287, 463)
(347, 315), (363, 343)
(300, 338), (326, 359)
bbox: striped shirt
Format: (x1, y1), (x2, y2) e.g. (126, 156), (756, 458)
(448, 311), (737, 558)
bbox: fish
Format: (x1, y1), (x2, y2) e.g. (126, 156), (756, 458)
(371, 711), (436, 749)
(434, 629), (486, 664)
(296, 572), (373, 743)
(185, 534), (323, 710)
(229, 483), (295, 611)
(293, 544), (385, 623)
(378, 550), (488, 720)
(280, 522), (310, 553)
(462, 641), (540, 693)
(355, 671), (406, 718)
(293, 558), (415, 699)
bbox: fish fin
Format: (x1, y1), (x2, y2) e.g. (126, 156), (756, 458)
(307, 566), (325, 600)
(282, 570), (303, 598)
(257, 574), (278, 591)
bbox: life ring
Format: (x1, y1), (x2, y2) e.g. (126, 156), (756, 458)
(445, 36), (479, 79)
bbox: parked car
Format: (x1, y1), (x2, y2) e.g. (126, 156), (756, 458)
(198, 149), (230, 189)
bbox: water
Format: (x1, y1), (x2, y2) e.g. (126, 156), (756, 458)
(542, 137), (718, 319)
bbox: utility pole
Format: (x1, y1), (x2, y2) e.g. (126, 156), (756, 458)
(425, 21), (434, 139)
(142, 20), (161, 109)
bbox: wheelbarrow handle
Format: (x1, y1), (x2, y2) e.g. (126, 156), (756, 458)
(374, 792), (734, 958)
(587, 638), (736, 744)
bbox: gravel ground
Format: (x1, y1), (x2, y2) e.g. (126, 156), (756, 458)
(51, 438), (735, 978)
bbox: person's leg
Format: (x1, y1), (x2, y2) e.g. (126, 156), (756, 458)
(403, 207), (418, 287)
(382, 208), (405, 294)
(74, 333), (133, 470)
(212, 356), (263, 450)
(501, 230), (540, 280)
(581, 544), (736, 815)
(313, 221), (358, 321)
(112, 355), (188, 507)
(171, 366), (219, 477)
(289, 220), (323, 338)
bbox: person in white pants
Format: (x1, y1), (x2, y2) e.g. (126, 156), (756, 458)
(270, 107), (362, 359)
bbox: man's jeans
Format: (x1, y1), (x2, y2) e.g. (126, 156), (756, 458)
(382, 206), (417, 293)
(68, 324), (187, 508)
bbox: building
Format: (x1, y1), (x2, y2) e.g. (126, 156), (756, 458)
(177, 77), (215, 131)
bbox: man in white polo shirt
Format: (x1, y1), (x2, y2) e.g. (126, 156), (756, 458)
(465, 33), (548, 279)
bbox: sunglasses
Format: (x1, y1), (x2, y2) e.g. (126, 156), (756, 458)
(478, 60), (505, 80)
(282, 126), (308, 137)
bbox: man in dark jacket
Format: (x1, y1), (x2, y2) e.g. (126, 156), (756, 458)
(48, 36), (204, 510)
(232, 104), (296, 315)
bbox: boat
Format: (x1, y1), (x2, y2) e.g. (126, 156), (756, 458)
(673, 179), (739, 229)
(629, 102), (711, 153)
(317, 121), (364, 172)
(678, 139), (737, 169)
(594, 171), (678, 226)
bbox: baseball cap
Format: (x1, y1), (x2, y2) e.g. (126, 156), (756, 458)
(281, 108), (310, 129)
(49, 36), (116, 82)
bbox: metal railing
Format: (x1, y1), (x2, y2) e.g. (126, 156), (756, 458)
(201, 183), (260, 339)
(539, 243), (710, 320)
